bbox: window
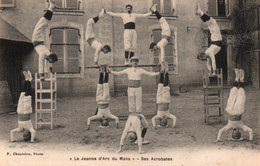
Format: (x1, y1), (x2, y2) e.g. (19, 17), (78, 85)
(50, 27), (83, 76)
(0, 0), (15, 7)
(208, 0), (231, 17)
(152, 0), (176, 16)
(53, 0), (82, 10)
(151, 29), (178, 74)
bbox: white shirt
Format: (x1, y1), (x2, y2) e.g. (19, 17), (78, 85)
(159, 17), (171, 37)
(106, 12), (151, 25)
(17, 92), (32, 115)
(205, 17), (222, 41)
(120, 114), (142, 146)
(32, 17), (49, 43)
(111, 67), (159, 80)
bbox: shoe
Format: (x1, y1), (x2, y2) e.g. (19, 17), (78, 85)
(99, 9), (105, 18)
(160, 62), (165, 73)
(48, 0), (56, 9)
(27, 71), (32, 82)
(23, 71), (28, 81)
(134, 139), (150, 145)
(208, 72), (216, 77)
(196, 3), (202, 15)
(150, 3), (157, 13)
(235, 68), (240, 82)
(164, 62), (169, 72)
(239, 69), (244, 82)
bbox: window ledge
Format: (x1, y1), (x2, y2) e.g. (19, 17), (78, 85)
(148, 14), (178, 20)
(56, 73), (83, 79)
(212, 16), (231, 22)
(45, 9), (84, 16)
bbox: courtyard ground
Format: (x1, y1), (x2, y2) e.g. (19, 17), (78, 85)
(0, 87), (259, 166)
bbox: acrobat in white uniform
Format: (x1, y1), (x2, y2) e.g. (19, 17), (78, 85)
(32, 0), (58, 80)
(85, 10), (111, 65)
(217, 69), (253, 141)
(197, 4), (222, 76)
(87, 67), (119, 129)
(10, 71), (36, 142)
(152, 71), (176, 128)
(149, 4), (171, 63)
(106, 4), (153, 64)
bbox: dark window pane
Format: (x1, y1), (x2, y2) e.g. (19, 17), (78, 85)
(67, 45), (79, 58)
(68, 59), (79, 72)
(218, 0), (226, 16)
(53, 0), (63, 8)
(152, 29), (162, 43)
(52, 60), (64, 73)
(163, 0), (172, 15)
(1, 0), (13, 4)
(208, 0), (217, 16)
(66, 29), (79, 44)
(51, 29), (64, 44)
(51, 45), (64, 59)
(153, 0), (161, 12)
(66, 0), (78, 9)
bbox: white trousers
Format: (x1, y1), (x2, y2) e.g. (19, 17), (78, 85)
(10, 120), (36, 142)
(124, 29), (137, 52)
(96, 83), (110, 104)
(226, 87), (246, 115)
(156, 84), (171, 104)
(34, 44), (51, 74)
(205, 44), (221, 72)
(128, 87), (142, 113)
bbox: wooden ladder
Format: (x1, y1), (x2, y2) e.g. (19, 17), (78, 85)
(35, 73), (57, 129)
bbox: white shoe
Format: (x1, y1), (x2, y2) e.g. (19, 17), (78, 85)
(99, 9), (105, 18)
(27, 71), (32, 82)
(150, 3), (157, 13)
(235, 68), (240, 82)
(164, 62), (169, 72)
(48, 0), (56, 10)
(239, 69), (245, 82)
(196, 4), (202, 15)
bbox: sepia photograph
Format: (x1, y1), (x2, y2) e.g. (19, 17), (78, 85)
(0, 0), (259, 165)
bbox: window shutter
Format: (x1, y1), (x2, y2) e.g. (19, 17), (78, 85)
(66, 29), (79, 44)
(163, 0), (172, 15)
(51, 45), (64, 73)
(53, 0), (63, 8)
(66, 0), (78, 9)
(208, 0), (217, 16)
(51, 29), (64, 44)
(165, 45), (174, 64)
(0, 0), (15, 7)
(153, 0), (161, 12)
(218, 0), (226, 17)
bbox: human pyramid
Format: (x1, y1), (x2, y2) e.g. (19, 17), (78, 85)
(9, 0), (253, 154)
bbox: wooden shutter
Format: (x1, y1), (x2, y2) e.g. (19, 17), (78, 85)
(66, 0), (78, 9)
(163, 0), (172, 15)
(208, 0), (217, 16)
(53, 0), (63, 8)
(0, 0), (15, 7)
(218, 0), (226, 16)
(153, 0), (161, 12)
(66, 29), (80, 73)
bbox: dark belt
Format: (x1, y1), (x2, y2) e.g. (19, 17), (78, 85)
(124, 22), (135, 29)
(128, 80), (141, 88)
(98, 103), (109, 109)
(158, 103), (169, 111)
(87, 38), (95, 46)
(211, 41), (222, 47)
(33, 41), (44, 47)
(162, 35), (171, 42)
(228, 114), (242, 121)
(18, 114), (31, 121)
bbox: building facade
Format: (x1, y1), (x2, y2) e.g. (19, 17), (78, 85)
(0, 0), (258, 104)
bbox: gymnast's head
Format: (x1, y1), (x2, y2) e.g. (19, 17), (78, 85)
(126, 4), (133, 14)
(102, 45), (111, 54)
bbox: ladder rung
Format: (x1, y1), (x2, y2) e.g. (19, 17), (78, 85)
(37, 122), (52, 125)
(36, 99), (56, 103)
(36, 109), (56, 112)
(36, 89), (56, 93)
